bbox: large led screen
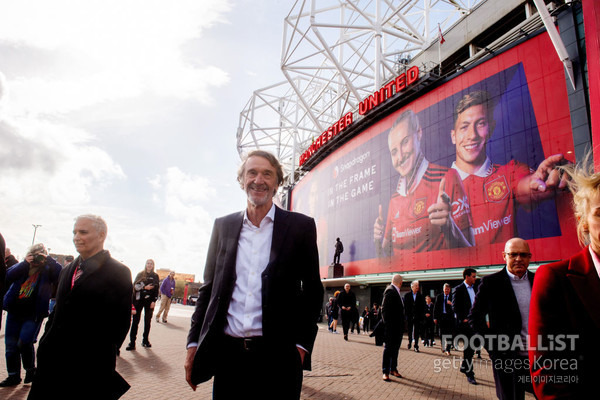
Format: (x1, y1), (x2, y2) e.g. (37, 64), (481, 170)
(291, 32), (580, 278)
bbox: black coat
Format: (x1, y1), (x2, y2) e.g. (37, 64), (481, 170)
(469, 267), (534, 357)
(433, 292), (454, 321)
(187, 207), (323, 385)
(29, 250), (133, 400)
(403, 291), (425, 322)
(381, 284), (405, 345)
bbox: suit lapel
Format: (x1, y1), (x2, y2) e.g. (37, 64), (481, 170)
(221, 212), (244, 287)
(267, 206), (290, 267)
(567, 247), (600, 329)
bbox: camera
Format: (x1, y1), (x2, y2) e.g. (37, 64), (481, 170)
(33, 254), (46, 264)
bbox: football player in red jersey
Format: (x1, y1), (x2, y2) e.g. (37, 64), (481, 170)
(374, 110), (474, 256)
(450, 91), (569, 244)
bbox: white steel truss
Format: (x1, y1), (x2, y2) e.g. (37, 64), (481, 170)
(237, 0), (483, 184)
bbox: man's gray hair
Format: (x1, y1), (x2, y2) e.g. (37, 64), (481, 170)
(76, 214), (108, 235)
(410, 280), (420, 288)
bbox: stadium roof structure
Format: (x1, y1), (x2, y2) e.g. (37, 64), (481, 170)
(236, 0), (484, 185)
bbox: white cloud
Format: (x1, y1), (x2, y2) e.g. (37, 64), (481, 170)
(0, 0), (232, 116)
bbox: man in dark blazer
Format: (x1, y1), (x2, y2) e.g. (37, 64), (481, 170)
(337, 283), (357, 340)
(469, 238), (535, 400)
(453, 267), (478, 384)
(184, 150), (323, 399)
(381, 274), (405, 381)
(434, 283), (454, 355)
(28, 215), (132, 400)
(403, 280), (425, 352)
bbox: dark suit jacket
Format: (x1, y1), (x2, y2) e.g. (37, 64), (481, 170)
(381, 284), (404, 346)
(433, 292), (454, 321)
(29, 250), (132, 400)
(452, 282), (475, 324)
(187, 206), (324, 385)
(529, 246), (600, 399)
(403, 291), (425, 322)
(468, 267), (534, 358)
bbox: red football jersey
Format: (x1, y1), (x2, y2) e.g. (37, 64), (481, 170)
(384, 163), (472, 252)
(460, 160), (531, 244)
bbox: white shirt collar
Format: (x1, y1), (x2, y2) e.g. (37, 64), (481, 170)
(506, 267), (529, 281)
(451, 157), (492, 180)
(243, 203), (276, 228)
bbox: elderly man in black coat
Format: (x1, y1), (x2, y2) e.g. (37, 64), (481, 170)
(28, 215), (132, 400)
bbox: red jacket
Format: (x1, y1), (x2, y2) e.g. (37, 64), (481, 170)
(529, 246), (600, 399)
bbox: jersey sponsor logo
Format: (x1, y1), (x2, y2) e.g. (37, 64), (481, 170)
(473, 214), (512, 236)
(485, 175), (509, 203)
(391, 226), (422, 242)
(413, 198), (427, 217)
(452, 195), (470, 218)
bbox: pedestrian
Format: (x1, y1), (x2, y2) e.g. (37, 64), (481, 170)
(337, 283), (357, 341)
(184, 150), (323, 399)
(127, 259), (159, 350)
(404, 280), (425, 352)
(362, 305), (371, 333)
(453, 268), (478, 385)
(28, 214), (132, 399)
(381, 274), (405, 381)
(155, 270), (176, 323)
(469, 237), (535, 400)
(0, 244), (61, 387)
(422, 295), (435, 347)
(529, 159), (600, 398)
(433, 283), (454, 355)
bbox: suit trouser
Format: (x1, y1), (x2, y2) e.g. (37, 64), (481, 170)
(155, 296), (172, 321)
(382, 336), (402, 374)
(341, 310), (352, 335)
(213, 335), (303, 399)
(491, 354), (535, 400)
(407, 319), (420, 348)
(457, 322), (475, 377)
(438, 317), (454, 352)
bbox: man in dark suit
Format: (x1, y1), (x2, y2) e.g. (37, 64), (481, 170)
(0, 233), (5, 331)
(453, 267), (478, 385)
(184, 150), (323, 399)
(434, 283), (455, 355)
(403, 280), (425, 352)
(381, 274), (405, 381)
(469, 238), (535, 400)
(337, 283), (357, 340)
(28, 215), (133, 399)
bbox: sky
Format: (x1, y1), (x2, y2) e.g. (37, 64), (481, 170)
(0, 0), (294, 279)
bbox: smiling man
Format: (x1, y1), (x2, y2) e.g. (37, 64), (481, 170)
(450, 91), (568, 245)
(374, 109), (474, 256)
(184, 150), (323, 399)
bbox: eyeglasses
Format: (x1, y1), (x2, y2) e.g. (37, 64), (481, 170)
(504, 252), (531, 259)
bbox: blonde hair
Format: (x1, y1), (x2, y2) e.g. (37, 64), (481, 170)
(560, 154), (600, 247)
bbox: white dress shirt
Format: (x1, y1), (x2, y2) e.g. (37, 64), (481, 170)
(224, 204), (275, 338)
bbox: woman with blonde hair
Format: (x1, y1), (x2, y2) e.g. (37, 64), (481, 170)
(126, 259), (159, 350)
(529, 156), (600, 398)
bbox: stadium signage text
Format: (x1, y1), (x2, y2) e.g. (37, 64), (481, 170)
(299, 66), (420, 167)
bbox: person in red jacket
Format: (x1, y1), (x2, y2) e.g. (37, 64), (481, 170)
(529, 158), (600, 398)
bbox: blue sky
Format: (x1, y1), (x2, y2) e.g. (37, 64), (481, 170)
(0, 0), (293, 278)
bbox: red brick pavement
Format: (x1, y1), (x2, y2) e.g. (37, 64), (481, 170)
(0, 306), (535, 399)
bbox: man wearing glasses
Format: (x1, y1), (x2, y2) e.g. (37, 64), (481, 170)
(469, 237), (535, 400)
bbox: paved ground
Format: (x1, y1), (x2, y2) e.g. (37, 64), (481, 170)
(0, 304), (535, 399)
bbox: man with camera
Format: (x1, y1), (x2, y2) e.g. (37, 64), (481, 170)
(0, 243), (61, 387)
